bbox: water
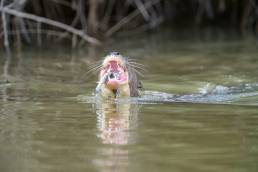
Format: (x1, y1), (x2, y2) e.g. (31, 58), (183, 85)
(1, 30), (258, 172)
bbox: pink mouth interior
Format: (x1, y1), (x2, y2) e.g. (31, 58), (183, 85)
(100, 61), (127, 89)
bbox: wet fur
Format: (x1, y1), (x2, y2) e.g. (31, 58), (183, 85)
(127, 64), (141, 97)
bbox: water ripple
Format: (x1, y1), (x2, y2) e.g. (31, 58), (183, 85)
(77, 82), (258, 106)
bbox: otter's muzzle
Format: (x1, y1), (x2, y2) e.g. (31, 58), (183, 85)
(95, 72), (120, 93)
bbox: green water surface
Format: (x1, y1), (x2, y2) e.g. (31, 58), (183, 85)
(0, 30), (258, 172)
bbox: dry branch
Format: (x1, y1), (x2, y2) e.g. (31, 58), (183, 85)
(1, 0), (257, 48)
(106, 0), (161, 37)
(0, 5), (101, 45)
(1, 0), (9, 48)
(133, 0), (150, 21)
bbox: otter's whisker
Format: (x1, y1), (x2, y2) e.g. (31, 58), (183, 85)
(78, 63), (102, 83)
(128, 61), (145, 66)
(128, 64), (146, 71)
(128, 62), (145, 70)
(88, 64), (102, 72)
(128, 62), (144, 66)
(127, 58), (143, 62)
(127, 57), (138, 61)
(85, 65), (102, 75)
(131, 68), (144, 77)
(87, 61), (102, 69)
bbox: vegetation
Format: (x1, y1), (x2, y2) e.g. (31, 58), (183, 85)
(0, 0), (258, 49)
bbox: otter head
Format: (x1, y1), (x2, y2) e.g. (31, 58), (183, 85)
(96, 52), (130, 98)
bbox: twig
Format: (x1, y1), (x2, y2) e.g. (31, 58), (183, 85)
(0, 6), (101, 45)
(1, 0), (10, 49)
(133, 0), (150, 21)
(79, 0), (87, 32)
(0, 29), (75, 40)
(3, 51), (11, 102)
(37, 22), (42, 46)
(56, 0), (87, 41)
(13, 0), (31, 44)
(88, 0), (98, 35)
(106, 0), (160, 37)
(241, 0), (251, 32)
(100, 0), (115, 30)
(18, 17), (31, 43)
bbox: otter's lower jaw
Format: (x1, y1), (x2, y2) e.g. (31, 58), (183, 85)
(101, 83), (130, 98)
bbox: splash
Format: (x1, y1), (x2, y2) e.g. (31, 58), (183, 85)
(77, 83), (258, 106)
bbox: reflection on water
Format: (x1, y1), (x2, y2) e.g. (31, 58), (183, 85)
(93, 100), (139, 172)
(93, 147), (129, 172)
(95, 101), (138, 145)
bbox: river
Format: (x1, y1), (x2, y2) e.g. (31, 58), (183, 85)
(0, 29), (258, 172)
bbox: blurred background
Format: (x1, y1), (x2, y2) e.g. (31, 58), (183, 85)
(1, 0), (258, 49)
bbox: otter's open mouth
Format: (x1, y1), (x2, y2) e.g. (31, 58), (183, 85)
(98, 60), (128, 91)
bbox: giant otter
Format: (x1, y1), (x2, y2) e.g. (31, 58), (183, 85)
(96, 52), (142, 98)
